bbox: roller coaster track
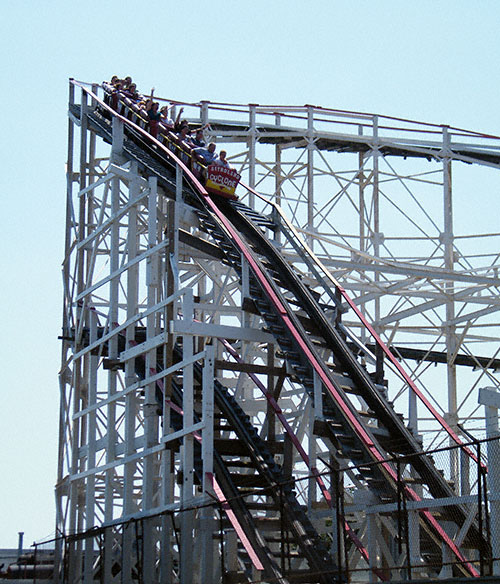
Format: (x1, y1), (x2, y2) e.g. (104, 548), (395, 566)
(194, 179), (482, 580)
(71, 81), (490, 580)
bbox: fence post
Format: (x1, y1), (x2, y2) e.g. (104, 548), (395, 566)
(478, 441), (484, 576)
(479, 387), (500, 574)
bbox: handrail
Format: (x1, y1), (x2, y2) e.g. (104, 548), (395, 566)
(72, 80), (480, 577)
(163, 95), (500, 141)
(82, 78), (500, 143)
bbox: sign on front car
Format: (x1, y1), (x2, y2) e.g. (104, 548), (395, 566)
(206, 165), (241, 199)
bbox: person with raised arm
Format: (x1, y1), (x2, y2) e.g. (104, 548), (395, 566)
(160, 104), (175, 129)
(191, 129), (206, 148)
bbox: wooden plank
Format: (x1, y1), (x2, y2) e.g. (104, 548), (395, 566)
(214, 359), (286, 377)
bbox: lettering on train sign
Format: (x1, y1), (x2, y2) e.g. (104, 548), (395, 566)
(206, 165), (241, 199)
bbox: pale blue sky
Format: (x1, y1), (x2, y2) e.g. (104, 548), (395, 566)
(1, 0), (499, 548)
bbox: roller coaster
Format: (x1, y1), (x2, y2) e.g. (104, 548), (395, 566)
(56, 79), (500, 583)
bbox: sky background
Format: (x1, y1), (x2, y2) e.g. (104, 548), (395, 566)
(1, 0), (500, 549)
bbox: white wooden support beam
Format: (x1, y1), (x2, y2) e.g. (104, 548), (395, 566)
(367, 512), (378, 583)
(83, 310), (98, 584)
(307, 105), (314, 249)
(479, 386), (500, 575)
(142, 175), (159, 583)
(109, 163), (149, 186)
(308, 400), (317, 511)
(201, 344), (215, 584)
(181, 288), (195, 584)
(162, 422), (205, 445)
(122, 167), (140, 584)
(171, 320), (275, 344)
(202, 344), (215, 481)
(248, 104), (257, 208)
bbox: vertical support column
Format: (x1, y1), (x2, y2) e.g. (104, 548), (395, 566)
(307, 106), (315, 249)
(358, 125), (366, 256)
(460, 449), (470, 496)
(83, 310), (99, 584)
(241, 256), (251, 374)
(87, 85), (98, 265)
(201, 100), (210, 128)
(438, 523), (455, 579)
(103, 116), (123, 582)
(442, 126), (459, 490)
(180, 289), (195, 584)
(274, 113), (283, 244)
(371, 116), (381, 333)
(479, 387), (500, 575)
(358, 124), (367, 350)
(161, 197), (178, 584)
(408, 387), (422, 571)
(76, 86), (89, 337)
(330, 458), (339, 566)
(370, 116), (387, 385)
(225, 530), (238, 573)
(487, 409), (500, 575)
(241, 255), (250, 300)
(266, 343), (276, 442)
(143, 176), (159, 583)
(367, 510), (378, 583)
(201, 344), (215, 584)
(248, 104), (257, 208)
(55, 78), (76, 583)
(176, 162), (183, 202)
(122, 166), (140, 584)
(308, 401), (317, 511)
(274, 113), (283, 207)
(313, 370), (323, 420)
(83, 101), (98, 566)
(68, 86), (90, 581)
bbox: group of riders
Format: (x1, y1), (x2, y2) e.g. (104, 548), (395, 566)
(104, 76), (234, 182)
